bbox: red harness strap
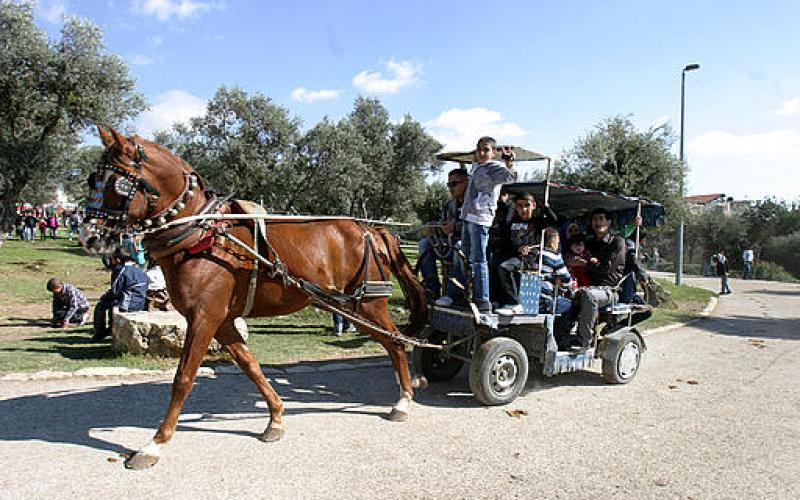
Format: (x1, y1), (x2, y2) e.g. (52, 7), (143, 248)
(187, 221), (227, 254)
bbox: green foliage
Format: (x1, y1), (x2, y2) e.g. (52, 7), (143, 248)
(752, 260), (799, 283)
(761, 231), (800, 278)
(555, 116), (686, 216)
(0, 2), (145, 226)
(155, 86), (301, 205)
(158, 93), (442, 222)
(414, 181), (449, 227)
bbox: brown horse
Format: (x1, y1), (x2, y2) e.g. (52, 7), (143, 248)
(90, 127), (427, 469)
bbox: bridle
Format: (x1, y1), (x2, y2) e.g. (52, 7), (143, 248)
(87, 142), (202, 234)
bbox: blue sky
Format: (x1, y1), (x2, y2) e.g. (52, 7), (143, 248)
(34, 0), (800, 201)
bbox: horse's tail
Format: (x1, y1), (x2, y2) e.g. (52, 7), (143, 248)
(374, 227), (428, 336)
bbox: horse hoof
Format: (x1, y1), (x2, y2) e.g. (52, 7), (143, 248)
(386, 408), (408, 422)
(259, 426), (285, 443)
(412, 376), (429, 390)
(124, 452), (160, 470)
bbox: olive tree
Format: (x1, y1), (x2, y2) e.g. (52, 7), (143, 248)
(0, 2), (145, 227)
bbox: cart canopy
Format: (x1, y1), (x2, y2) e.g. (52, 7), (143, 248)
(436, 146), (549, 164)
(504, 181), (666, 228)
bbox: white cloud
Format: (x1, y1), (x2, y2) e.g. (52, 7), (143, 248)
(773, 97), (800, 116)
(352, 59), (422, 94)
(137, 89), (206, 138)
(687, 128), (800, 201)
(130, 54), (155, 66)
(425, 107), (528, 151)
(136, 0), (215, 22)
(39, 0), (66, 24)
(149, 35), (163, 46)
(290, 87), (341, 103)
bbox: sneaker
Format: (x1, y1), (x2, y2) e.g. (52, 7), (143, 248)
(434, 296), (454, 307)
(495, 304), (524, 316)
(474, 300), (493, 313)
(346, 324), (358, 333)
(78, 312), (88, 326)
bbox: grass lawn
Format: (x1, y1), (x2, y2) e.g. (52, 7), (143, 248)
(640, 278), (716, 330)
(0, 236), (713, 373)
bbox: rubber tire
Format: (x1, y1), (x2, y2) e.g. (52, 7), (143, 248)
(411, 331), (464, 382)
(469, 337), (529, 406)
(601, 332), (642, 384)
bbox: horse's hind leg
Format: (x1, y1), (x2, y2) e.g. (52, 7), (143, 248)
(360, 300), (415, 422)
(215, 319), (285, 442)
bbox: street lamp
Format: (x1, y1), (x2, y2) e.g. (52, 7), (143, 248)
(675, 63), (700, 286)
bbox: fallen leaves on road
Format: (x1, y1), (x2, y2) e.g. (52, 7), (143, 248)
(654, 479), (668, 487)
(668, 385), (678, 389)
(505, 409), (528, 418)
(687, 380), (700, 385)
(512, 452), (520, 459)
(748, 339), (767, 349)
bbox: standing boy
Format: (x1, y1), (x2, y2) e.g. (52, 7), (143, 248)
(435, 136), (516, 312)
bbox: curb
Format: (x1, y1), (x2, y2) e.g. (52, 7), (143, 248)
(641, 295), (718, 337)
(1, 296), (719, 383)
(0, 358), (393, 383)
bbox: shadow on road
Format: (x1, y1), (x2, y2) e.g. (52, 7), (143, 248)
(743, 289), (800, 297)
(0, 366), (407, 455)
(691, 314), (800, 341)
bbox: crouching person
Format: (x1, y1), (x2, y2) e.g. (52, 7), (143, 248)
(496, 227), (572, 316)
(92, 247), (149, 341)
(47, 278), (90, 328)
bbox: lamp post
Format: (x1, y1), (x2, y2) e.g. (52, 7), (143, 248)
(675, 63), (700, 286)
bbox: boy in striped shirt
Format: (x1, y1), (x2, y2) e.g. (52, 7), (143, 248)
(496, 227), (572, 316)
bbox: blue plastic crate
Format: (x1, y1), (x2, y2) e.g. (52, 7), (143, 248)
(519, 272), (542, 315)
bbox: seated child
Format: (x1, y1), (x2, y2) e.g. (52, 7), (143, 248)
(564, 234), (592, 288)
(92, 247), (149, 340)
(496, 227), (572, 316)
(46, 278), (90, 328)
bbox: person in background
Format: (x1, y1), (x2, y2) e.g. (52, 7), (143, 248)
(122, 233), (147, 267)
(68, 211), (82, 241)
(46, 277), (90, 328)
(436, 136), (517, 313)
(92, 247), (150, 340)
(23, 212), (37, 241)
(37, 217), (47, 240)
(332, 313), (357, 336)
(713, 251), (732, 295)
(742, 246), (754, 279)
(47, 212), (59, 240)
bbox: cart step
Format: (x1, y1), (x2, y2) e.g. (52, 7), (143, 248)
(547, 348), (596, 376)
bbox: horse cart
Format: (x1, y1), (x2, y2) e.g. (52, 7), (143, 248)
(412, 149), (665, 405)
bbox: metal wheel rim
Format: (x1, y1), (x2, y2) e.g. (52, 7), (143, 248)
(618, 342), (640, 379)
(490, 354), (518, 394)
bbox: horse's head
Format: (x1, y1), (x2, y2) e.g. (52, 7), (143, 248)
(86, 127), (203, 236)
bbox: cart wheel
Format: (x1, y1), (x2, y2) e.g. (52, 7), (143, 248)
(469, 337), (529, 405)
(602, 332), (642, 384)
(411, 331), (464, 382)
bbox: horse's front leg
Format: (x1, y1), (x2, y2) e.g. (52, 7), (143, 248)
(215, 319), (285, 442)
(125, 310), (223, 470)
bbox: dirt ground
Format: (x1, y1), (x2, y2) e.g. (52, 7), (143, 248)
(0, 276), (798, 499)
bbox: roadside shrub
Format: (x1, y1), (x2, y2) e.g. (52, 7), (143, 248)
(762, 231), (800, 278)
(753, 261), (799, 283)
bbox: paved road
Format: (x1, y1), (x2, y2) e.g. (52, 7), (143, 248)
(1, 277), (799, 499)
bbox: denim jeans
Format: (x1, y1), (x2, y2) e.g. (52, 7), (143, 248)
(417, 237), (441, 299)
(448, 221), (490, 304)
